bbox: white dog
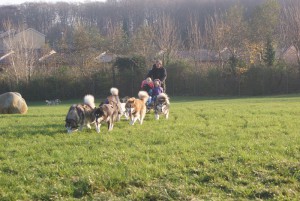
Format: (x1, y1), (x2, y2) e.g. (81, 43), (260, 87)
(120, 102), (129, 120)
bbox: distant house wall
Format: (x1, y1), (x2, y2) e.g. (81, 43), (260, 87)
(0, 28), (45, 64)
(11, 28), (45, 49)
(0, 28), (45, 52)
(281, 46), (299, 65)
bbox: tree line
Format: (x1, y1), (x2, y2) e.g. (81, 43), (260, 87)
(0, 0), (300, 100)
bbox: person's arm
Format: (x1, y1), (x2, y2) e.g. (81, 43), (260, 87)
(161, 68), (167, 82)
(141, 80), (145, 88)
(146, 69), (153, 79)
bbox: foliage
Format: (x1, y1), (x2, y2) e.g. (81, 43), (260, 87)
(263, 38), (276, 66)
(130, 25), (156, 62)
(1, 0), (300, 98)
(114, 55), (146, 74)
(1, 95), (300, 200)
(249, 0), (280, 43)
(113, 55), (147, 96)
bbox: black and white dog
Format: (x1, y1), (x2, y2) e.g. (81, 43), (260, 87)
(65, 95), (96, 133)
(120, 96), (130, 120)
(154, 93), (170, 120)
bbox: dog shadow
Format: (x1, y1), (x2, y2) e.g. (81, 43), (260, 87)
(0, 123), (66, 137)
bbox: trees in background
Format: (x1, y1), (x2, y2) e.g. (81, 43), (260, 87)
(2, 21), (39, 85)
(1, 0), (300, 98)
(281, 0), (300, 69)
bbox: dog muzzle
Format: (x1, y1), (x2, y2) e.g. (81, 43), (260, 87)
(65, 119), (78, 133)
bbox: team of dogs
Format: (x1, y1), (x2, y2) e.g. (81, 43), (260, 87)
(65, 88), (170, 133)
(45, 99), (62, 105)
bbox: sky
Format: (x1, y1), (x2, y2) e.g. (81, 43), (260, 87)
(0, 0), (106, 5)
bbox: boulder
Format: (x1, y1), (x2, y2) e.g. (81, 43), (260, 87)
(0, 92), (28, 114)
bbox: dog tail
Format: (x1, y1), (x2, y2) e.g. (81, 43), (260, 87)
(110, 87), (119, 96)
(138, 91), (149, 104)
(157, 93), (170, 105)
(84, 94), (95, 108)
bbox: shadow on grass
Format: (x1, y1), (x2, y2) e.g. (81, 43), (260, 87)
(0, 123), (66, 137)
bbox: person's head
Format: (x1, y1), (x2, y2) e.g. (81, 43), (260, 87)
(155, 60), (162, 68)
(154, 79), (161, 87)
(146, 77), (152, 83)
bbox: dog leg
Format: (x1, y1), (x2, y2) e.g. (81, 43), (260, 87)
(130, 119), (134, 125)
(166, 111), (169, 119)
(125, 112), (129, 120)
(108, 122), (114, 131)
(79, 125), (84, 131)
(131, 117), (138, 125)
(139, 113), (145, 125)
(96, 123), (101, 133)
(155, 113), (159, 120)
(87, 123), (91, 129)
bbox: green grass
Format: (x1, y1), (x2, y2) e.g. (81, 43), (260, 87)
(0, 95), (300, 200)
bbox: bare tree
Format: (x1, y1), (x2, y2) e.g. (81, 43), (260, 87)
(130, 24), (155, 63)
(246, 0), (280, 65)
(187, 13), (202, 65)
(3, 21), (38, 85)
(105, 19), (128, 55)
(205, 11), (227, 69)
(187, 13), (203, 95)
(208, 4), (247, 67)
(281, 0), (300, 70)
(150, 12), (180, 65)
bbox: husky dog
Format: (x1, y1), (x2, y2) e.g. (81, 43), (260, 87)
(121, 96), (130, 103)
(106, 88), (122, 121)
(120, 102), (129, 120)
(125, 91), (149, 125)
(46, 99), (61, 105)
(65, 95), (96, 133)
(154, 93), (170, 120)
(94, 103), (118, 133)
(120, 96), (130, 120)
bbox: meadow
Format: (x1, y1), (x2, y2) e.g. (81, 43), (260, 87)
(0, 95), (300, 200)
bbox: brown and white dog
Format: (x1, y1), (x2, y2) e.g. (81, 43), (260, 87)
(154, 93), (170, 120)
(65, 95), (96, 133)
(94, 103), (118, 132)
(106, 88), (122, 121)
(125, 91), (149, 125)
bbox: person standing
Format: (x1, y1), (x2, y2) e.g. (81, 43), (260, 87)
(146, 59), (167, 92)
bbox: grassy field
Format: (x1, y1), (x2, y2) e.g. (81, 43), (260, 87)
(0, 95), (300, 200)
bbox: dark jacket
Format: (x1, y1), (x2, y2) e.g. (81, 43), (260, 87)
(146, 64), (167, 83)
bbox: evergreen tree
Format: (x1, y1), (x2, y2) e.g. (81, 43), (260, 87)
(263, 38), (275, 66)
